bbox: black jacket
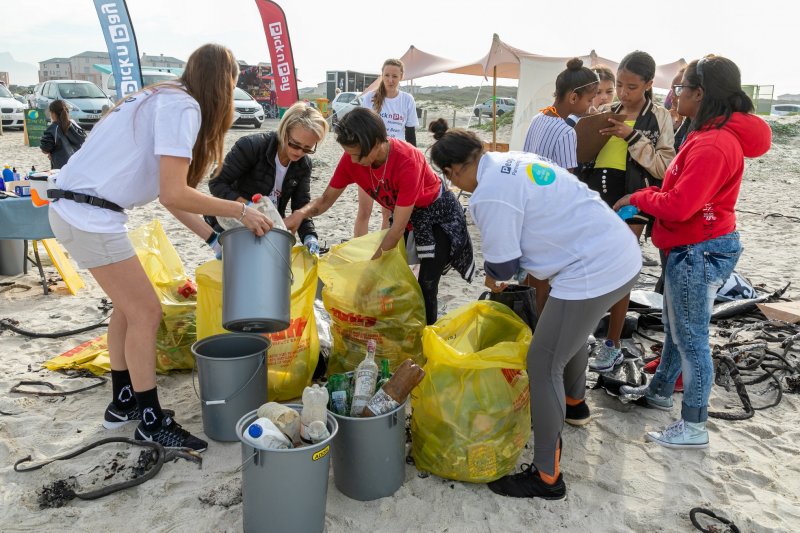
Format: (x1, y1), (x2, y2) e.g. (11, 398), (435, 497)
(209, 132), (316, 241)
(40, 120), (87, 169)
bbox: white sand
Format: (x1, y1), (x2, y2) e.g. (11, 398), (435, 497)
(1, 117), (799, 532)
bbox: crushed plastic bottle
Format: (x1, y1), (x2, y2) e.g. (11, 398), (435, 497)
(301, 384), (329, 443)
(217, 193), (287, 231)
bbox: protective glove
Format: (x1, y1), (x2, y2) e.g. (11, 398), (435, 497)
(206, 231), (222, 260)
(303, 235), (320, 255)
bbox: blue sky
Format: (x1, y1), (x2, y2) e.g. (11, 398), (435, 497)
(1, 0), (797, 95)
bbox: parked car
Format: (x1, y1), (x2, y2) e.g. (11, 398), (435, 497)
(31, 80), (114, 130)
(232, 87), (266, 128)
(0, 84), (26, 130)
(474, 97), (516, 117)
(771, 104), (800, 116)
(101, 69), (179, 99)
(27, 83), (42, 109)
(330, 91), (360, 124)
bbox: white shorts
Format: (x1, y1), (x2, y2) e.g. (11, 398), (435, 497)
(48, 209), (136, 269)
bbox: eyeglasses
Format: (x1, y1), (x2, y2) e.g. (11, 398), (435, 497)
(672, 85), (697, 97)
(287, 137), (316, 154)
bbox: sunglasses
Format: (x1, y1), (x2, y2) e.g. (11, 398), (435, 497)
(287, 137), (317, 154)
(672, 85), (697, 97)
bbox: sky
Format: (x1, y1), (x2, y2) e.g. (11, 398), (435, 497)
(1, 0), (798, 95)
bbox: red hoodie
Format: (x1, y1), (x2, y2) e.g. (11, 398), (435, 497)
(630, 112), (771, 251)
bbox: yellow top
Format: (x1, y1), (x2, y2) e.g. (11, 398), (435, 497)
(594, 120), (636, 171)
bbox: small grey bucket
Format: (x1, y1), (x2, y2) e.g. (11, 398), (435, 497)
(237, 406), (338, 533)
(330, 400), (407, 501)
(219, 226), (296, 333)
(192, 333), (269, 442)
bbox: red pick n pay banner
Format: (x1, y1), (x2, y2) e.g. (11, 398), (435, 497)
(254, 0), (299, 109)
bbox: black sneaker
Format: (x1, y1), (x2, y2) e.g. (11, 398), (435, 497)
(488, 464), (566, 500)
(134, 416), (208, 452)
(565, 401), (591, 427)
(103, 402), (175, 429)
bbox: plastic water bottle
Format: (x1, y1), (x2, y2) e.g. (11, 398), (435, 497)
(2, 165), (12, 182)
(301, 384), (329, 443)
(250, 193), (287, 231)
(618, 205), (639, 221)
(350, 339), (379, 417)
(216, 199), (253, 231)
(242, 417), (292, 450)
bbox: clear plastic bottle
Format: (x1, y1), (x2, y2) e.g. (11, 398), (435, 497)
(242, 417), (293, 450)
(301, 384), (329, 443)
(350, 339), (379, 417)
(250, 193), (287, 231)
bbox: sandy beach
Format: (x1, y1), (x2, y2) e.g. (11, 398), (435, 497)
(1, 115), (799, 532)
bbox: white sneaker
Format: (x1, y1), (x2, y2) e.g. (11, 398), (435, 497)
(589, 340), (623, 372)
(646, 419), (709, 449)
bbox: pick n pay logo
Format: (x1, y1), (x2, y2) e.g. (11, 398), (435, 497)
(526, 163), (556, 186)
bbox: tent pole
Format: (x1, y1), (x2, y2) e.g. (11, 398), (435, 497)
(492, 66), (497, 150)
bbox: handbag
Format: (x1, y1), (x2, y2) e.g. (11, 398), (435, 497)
(479, 284), (538, 333)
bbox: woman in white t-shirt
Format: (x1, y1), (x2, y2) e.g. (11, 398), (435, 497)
(47, 44), (273, 452)
(353, 58), (420, 237)
(429, 120), (640, 500)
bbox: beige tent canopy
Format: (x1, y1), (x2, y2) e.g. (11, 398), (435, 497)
(366, 35), (686, 149)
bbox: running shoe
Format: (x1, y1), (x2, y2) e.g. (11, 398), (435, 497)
(487, 463), (566, 500)
(103, 402), (175, 429)
(589, 340), (623, 372)
(646, 419), (708, 449)
(134, 416), (208, 452)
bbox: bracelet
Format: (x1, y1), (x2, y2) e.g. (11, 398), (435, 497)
(237, 202), (248, 222)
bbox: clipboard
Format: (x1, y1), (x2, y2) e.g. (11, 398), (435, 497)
(575, 112), (627, 163)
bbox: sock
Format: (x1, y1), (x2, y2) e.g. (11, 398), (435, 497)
(134, 387), (165, 432)
(111, 369), (135, 409)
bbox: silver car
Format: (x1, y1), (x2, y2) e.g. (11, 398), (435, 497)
(32, 80), (114, 129)
(1, 84), (26, 130)
(474, 97), (516, 117)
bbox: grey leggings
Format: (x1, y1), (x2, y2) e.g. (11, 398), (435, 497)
(529, 273), (639, 477)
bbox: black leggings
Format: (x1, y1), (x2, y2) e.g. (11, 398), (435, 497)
(416, 225), (451, 325)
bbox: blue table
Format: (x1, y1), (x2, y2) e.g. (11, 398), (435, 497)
(0, 196), (56, 293)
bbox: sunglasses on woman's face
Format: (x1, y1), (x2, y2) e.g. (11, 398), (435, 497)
(672, 85), (697, 97)
(287, 137), (317, 154)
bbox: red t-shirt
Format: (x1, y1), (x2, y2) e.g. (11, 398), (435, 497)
(329, 138), (441, 210)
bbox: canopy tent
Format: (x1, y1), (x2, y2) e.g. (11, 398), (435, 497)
(363, 35), (687, 150)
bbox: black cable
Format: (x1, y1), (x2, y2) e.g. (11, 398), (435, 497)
(0, 317), (109, 338)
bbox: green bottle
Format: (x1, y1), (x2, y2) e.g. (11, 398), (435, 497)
(375, 359), (391, 392)
(326, 373), (351, 415)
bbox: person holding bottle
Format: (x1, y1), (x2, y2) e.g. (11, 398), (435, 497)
(615, 55), (771, 449)
(353, 58), (419, 238)
(428, 119), (640, 499)
(47, 44), (273, 452)
(284, 107), (474, 325)
(209, 101), (328, 254)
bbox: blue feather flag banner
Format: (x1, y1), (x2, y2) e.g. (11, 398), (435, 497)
(92, 0), (143, 101)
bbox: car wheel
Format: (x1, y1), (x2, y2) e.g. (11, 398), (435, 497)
(474, 108), (480, 117)
(497, 110), (505, 116)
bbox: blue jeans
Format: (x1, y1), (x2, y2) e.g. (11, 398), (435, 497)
(648, 232), (742, 423)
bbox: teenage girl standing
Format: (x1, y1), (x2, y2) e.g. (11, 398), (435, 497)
(584, 50), (676, 373)
(353, 59), (419, 237)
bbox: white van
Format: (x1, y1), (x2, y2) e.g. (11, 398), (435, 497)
(100, 69), (179, 99)
(771, 104), (800, 116)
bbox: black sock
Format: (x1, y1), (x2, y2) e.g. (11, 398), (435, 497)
(134, 387), (165, 431)
(111, 369), (135, 409)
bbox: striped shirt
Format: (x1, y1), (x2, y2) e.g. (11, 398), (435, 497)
(522, 113), (577, 170)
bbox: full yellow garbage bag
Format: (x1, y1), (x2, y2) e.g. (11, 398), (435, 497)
(318, 230), (425, 375)
(195, 246), (319, 401)
(44, 220), (198, 374)
(411, 300), (532, 483)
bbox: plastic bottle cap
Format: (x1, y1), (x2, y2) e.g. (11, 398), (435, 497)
(248, 423), (264, 438)
(252, 193), (263, 203)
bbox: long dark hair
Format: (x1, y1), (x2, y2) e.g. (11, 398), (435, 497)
(335, 107), (387, 157)
(555, 58), (598, 101)
(49, 100), (71, 134)
(428, 118), (483, 173)
(373, 58), (404, 114)
(618, 50), (656, 100)
(684, 55), (753, 131)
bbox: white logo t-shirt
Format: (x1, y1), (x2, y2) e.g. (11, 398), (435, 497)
(51, 85), (201, 233)
(469, 152), (641, 300)
(360, 90), (419, 140)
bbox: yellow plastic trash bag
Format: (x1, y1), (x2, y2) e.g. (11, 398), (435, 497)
(318, 230), (425, 375)
(129, 220), (197, 372)
(411, 300), (532, 483)
(195, 246), (320, 401)
(44, 220), (197, 374)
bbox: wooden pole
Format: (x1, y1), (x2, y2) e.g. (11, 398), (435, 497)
(492, 66), (497, 151)
(452, 108), (456, 128)
(422, 109), (427, 129)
